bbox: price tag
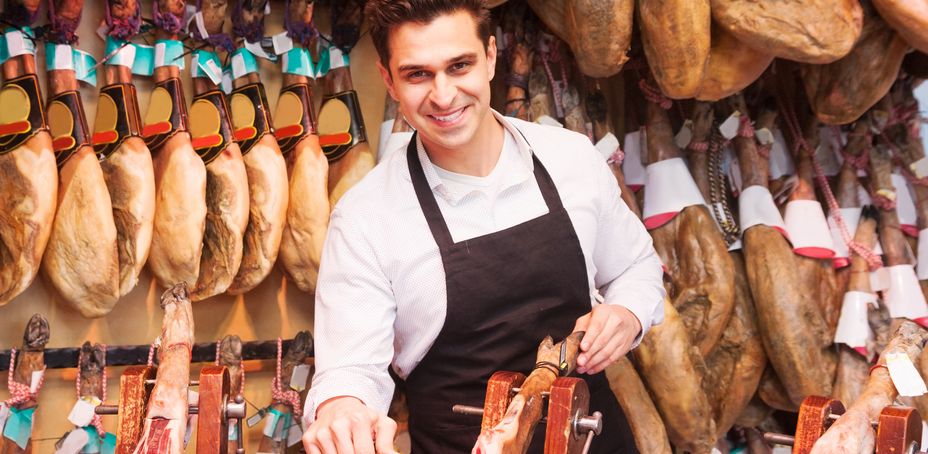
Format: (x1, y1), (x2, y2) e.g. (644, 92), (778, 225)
(912, 157), (928, 179)
(290, 365), (311, 392)
(271, 32), (293, 56)
(30, 370), (44, 393)
(870, 267), (890, 292)
(67, 398), (97, 427)
(719, 111), (741, 140)
(755, 127), (774, 146)
(536, 115), (563, 128)
(53, 429), (88, 454)
(886, 352), (928, 396)
(247, 407), (269, 428)
(674, 119), (693, 149)
(287, 422), (303, 447)
(595, 133), (620, 162)
(0, 403), (9, 433)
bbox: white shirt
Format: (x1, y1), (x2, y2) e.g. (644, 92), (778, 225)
(304, 111), (665, 424)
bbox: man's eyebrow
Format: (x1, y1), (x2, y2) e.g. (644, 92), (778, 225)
(396, 53), (479, 73)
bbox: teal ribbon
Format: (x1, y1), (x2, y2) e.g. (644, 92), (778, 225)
(2, 406), (34, 450)
(154, 39), (185, 69)
(282, 47), (313, 77)
(44, 43), (97, 85)
(104, 36), (154, 77)
(263, 408), (292, 441)
(102, 432), (116, 454)
(81, 426), (101, 453)
(132, 44), (155, 76)
(314, 46), (330, 78)
(231, 47), (259, 79)
(73, 49), (98, 86)
(191, 49), (222, 85)
(0, 26), (36, 65)
(228, 424), (238, 442)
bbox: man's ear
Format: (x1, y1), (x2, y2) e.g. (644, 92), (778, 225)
(377, 60), (398, 101)
(486, 35), (497, 81)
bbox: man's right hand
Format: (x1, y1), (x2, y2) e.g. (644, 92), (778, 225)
(303, 396), (400, 454)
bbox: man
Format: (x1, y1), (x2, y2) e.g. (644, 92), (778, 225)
(303, 1), (665, 453)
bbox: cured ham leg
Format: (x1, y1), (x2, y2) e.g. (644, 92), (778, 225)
(810, 321), (928, 453)
(132, 283), (194, 454)
(276, 0), (329, 294)
(471, 333), (583, 454)
(0, 2), (57, 306)
(0, 314), (49, 454)
(501, 4), (531, 121)
(694, 25), (773, 102)
(217, 335), (243, 452)
(226, 0), (289, 295)
(96, 0), (156, 298)
(638, 0), (710, 98)
(188, 0), (249, 301)
(872, 0), (928, 53)
(561, 0), (631, 78)
(41, 0), (120, 317)
(322, 0), (375, 207)
(257, 332), (313, 453)
(145, 1), (207, 288)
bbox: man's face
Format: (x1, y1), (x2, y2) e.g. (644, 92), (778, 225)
(379, 11), (497, 154)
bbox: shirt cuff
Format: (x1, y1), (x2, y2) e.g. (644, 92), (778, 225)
(302, 372), (394, 428)
(604, 288), (666, 349)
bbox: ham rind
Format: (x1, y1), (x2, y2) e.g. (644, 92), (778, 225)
(276, 0), (330, 294)
(98, 0), (155, 298)
(711, 0), (863, 64)
(734, 95), (836, 406)
(562, 0), (631, 78)
(132, 284), (194, 454)
(811, 321), (928, 453)
(639, 0), (710, 99)
(872, 0), (928, 54)
(188, 0), (249, 301)
(146, 1), (207, 289)
(226, 0), (289, 295)
(694, 25), (773, 102)
(801, 6), (909, 125)
(0, 4), (58, 306)
(41, 0), (121, 317)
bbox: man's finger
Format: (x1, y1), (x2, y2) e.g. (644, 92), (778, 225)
(304, 432), (323, 454)
(573, 313), (591, 333)
(331, 418), (356, 454)
(316, 428), (340, 454)
(374, 416), (399, 454)
(580, 309), (608, 352)
(350, 416), (377, 454)
(584, 333), (630, 374)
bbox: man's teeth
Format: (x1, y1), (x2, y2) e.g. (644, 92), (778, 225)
(432, 108), (464, 122)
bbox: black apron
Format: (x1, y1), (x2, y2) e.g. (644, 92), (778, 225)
(402, 133), (637, 453)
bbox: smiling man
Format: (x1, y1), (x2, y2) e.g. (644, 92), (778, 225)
(302, 1), (664, 453)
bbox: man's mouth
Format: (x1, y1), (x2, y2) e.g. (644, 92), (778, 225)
(428, 106), (466, 124)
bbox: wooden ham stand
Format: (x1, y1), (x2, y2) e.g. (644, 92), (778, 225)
(762, 395), (926, 454)
(453, 372), (604, 453)
(95, 365), (247, 453)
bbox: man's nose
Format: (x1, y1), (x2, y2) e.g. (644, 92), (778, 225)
(429, 73), (458, 109)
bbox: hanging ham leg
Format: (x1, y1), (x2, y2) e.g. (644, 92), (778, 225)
(257, 331), (313, 453)
(276, 0), (329, 294)
(96, 0), (156, 298)
(132, 283), (194, 454)
(145, 1), (207, 288)
(638, 0), (710, 98)
(694, 25), (773, 102)
(41, 0), (120, 317)
(587, 80), (639, 216)
(225, 0), (289, 295)
(188, 0), (249, 301)
(0, 314), (49, 454)
(561, 0), (631, 78)
(811, 320), (928, 453)
(872, 0), (928, 53)
(0, 3), (57, 306)
(502, 4), (532, 121)
(217, 335), (243, 452)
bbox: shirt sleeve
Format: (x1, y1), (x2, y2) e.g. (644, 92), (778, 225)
(303, 207), (397, 427)
(589, 147), (666, 348)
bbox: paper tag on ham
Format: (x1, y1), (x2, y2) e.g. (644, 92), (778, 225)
(536, 115), (563, 128)
(883, 265), (928, 323)
(919, 228), (928, 280)
(871, 267), (890, 292)
(622, 130), (646, 187)
(674, 120), (693, 149)
(642, 158), (706, 229)
(768, 130), (795, 180)
(892, 174), (918, 236)
(287, 422), (303, 447)
(886, 352), (928, 397)
(911, 157), (928, 179)
(290, 365), (311, 392)
(30, 370), (43, 393)
(54, 429), (89, 454)
(738, 186), (788, 235)
(595, 133), (620, 163)
(834, 291), (877, 355)
(783, 200), (835, 258)
(719, 111), (740, 140)
(67, 398), (97, 427)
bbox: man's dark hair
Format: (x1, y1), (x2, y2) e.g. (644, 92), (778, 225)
(365, 0), (492, 69)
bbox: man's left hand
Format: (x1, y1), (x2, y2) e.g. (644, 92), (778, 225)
(572, 305), (641, 375)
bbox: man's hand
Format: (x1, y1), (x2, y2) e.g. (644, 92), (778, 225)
(303, 396), (399, 454)
(572, 305), (642, 374)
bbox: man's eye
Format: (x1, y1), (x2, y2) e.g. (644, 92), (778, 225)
(408, 71), (428, 80)
(451, 62), (470, 72)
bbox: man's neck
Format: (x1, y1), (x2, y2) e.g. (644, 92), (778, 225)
(422, 114), (506, 177)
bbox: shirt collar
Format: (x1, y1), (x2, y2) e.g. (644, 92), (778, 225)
(414, 109), (536, 204)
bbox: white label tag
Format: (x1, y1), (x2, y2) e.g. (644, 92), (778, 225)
(5, 30), (26, 58)
(203, 58), (222, 85)
(814, 144), (841, 177)
(30, 370), (43, 393)
(53, 429), (89, 454)
(622, 130), (647, 186)
(886, 352), (928, 396)
(674, 119), (693, 149)
(263, 413), (282, 438)
(290, 365), (311, 392)
(67, 398), (97, 427)
(755, 127), (774, 146)
(768, 130), (795, 179)
(871, 267), (891, 292)
(0, 403), (9, 433)
(287, 422), (303, 447)
(912, 157), (928, 179)
(719, 111), (741, 140)
(536, 115), (563, 128)
(265, 1), (271, 14)
(271, 32), (293, 55)
(595, 132), (620, 162)
(53, 44), (74, 70)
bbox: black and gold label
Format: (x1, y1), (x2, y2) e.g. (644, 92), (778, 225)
(0, 74), (47, 155)
(93, 83), (143, 160)
(318, 90), (367, 162)
(273, 83), (317, 156)
(47, 91), (91, 167)
(229, 82), (273, 156)
(142, 78), (188, 151)
(189, 90), (233, 165)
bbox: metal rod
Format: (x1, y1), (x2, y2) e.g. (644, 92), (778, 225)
(452, 405), (484, 416)
(96, 401), (247, 419)
(763, 433), (795, 446)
